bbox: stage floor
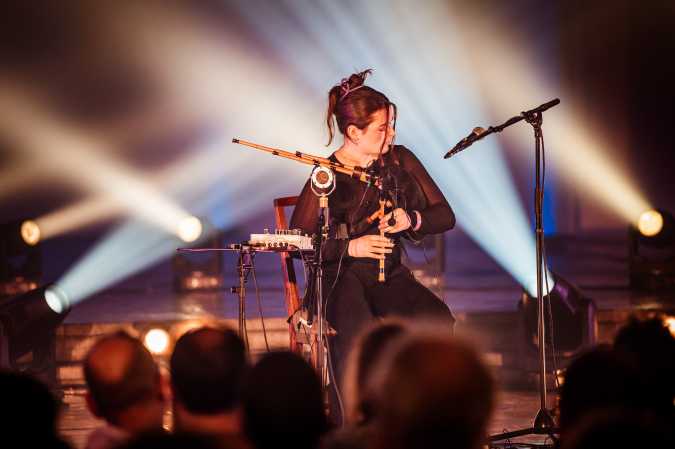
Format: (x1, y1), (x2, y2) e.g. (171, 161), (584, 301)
(62, 229), (664, 325)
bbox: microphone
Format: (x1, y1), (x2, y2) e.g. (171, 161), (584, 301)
(444, 127), (486, 159)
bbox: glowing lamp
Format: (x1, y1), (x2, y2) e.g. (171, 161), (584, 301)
(20, 220), (41, 246)
(629, 209), (675, 291)
(178, 216), (203, 243)
(143, 328), (171, 355)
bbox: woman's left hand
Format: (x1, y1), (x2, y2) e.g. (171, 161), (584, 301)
(378, 208), (411, 234)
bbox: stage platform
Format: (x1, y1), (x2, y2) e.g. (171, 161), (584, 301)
(51, 229), (673, 448)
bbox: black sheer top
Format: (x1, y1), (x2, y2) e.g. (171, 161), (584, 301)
(289, 145), (455, 274)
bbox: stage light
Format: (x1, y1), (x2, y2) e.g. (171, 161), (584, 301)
(143, 328), (171, 355)
(635, 209), (674, 246)
(178, 216), (203, 243)
(664, 316), (675, 338)
(1, 219), (40, 256)
(629, 209), (675, 291)
(173, 221), (223, 293)
(638, 210), (663, 237)
(1, 219), (42, 298)
(0, 284), (70, 378)
(518, 273), (596, 364)
(20, 220), (40, 246)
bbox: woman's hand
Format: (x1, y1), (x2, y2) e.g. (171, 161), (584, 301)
(348, 234), (395, 260)
(378, 208), (411, 234)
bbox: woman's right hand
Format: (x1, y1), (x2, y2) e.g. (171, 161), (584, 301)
(348, 234), (395, 260)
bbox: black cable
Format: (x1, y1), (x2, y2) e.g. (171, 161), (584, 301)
(320, 185), (370, 424)
(249, 257), (270, 352)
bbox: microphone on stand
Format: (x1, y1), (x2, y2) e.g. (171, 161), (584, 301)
(444, 127), (486, 159)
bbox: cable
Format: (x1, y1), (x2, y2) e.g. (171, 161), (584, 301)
(320, 175), (371, 424)
(250, 258), (270, 352)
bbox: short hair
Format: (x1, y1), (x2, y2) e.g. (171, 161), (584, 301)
(0, 370), (64, 446)
(558, 345), (642, 435)
(370, 335), (494, 449)
(170, 326), (247, 414)
(613, 315), (675, 414)
(84, 330), (160, 421)
(242, 351), (328, 449)
(342, 318), (408, 424)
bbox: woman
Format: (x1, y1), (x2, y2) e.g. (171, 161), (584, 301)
(289, 69), (455, 420)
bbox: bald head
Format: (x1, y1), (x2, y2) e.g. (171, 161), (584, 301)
(84, 331), (160, 422)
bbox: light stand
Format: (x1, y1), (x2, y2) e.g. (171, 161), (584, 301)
(446, 99), (560, 443)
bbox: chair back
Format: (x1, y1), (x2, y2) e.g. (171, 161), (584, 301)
(273, 196), (302, 351)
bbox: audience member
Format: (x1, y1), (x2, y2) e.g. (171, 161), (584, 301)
(342, 318), (409, 425)
(558, 345), (643, 439)
(0, 369), (71, 448)
(614, 316), (675, 416)
(83, 331), (167, 449)
(242, 351), (328, 449)
(170, 326), (248, 440)
(369, 334), (494, 449)
(322, 319), (408, 449)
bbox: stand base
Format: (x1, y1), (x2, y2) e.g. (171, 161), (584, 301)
(489, 408), (557, 442)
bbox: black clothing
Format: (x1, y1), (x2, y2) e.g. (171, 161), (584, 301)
(289, 145), (456, 423)
(290, 145), (455, 272)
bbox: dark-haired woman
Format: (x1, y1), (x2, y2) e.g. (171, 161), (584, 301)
(289, 70), (455, 423)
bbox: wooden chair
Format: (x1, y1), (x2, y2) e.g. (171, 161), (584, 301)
(273, 196), (308, 354)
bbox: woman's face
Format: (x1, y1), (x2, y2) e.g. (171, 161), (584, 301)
(352, 107), (396, 157)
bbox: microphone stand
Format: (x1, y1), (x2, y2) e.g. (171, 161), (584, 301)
(447, 99), (560, 443)
(445, 99), (559, 159)
(306, 165), (336, 389)
(314, 193), (329, 387)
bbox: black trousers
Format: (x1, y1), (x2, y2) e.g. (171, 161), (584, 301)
(324, 262), (455, 423)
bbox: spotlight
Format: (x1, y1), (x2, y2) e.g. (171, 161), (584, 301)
(1, 219), (41, 255)
(637, 210), (663, 238)
(629, 209), (675, 291)
(664, 316), (675, 338)
(634, 209), (674, 245)
(518, 273), (596, 370)
(0, 284), (70, 384)
(1, 219), (42, 298)
(178, 216), (203, 243)
(173, 220), (222, 293)
(143, 328), (171, 355)
(20, 220), (41, 246)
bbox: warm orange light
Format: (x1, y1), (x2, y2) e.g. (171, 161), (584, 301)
(20, 220), (41, 246)
(637, 210), (664, 237)
(143, 328), (171, 355)
(664, 316), (675, 338)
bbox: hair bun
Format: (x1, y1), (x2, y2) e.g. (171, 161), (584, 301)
(340, 69), (373, 95)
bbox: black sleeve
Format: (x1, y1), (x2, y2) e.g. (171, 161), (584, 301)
(398, 146), (456, 235)
(289, 178), (350, 263)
